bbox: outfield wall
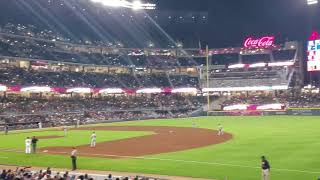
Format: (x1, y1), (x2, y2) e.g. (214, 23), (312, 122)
(208, 109), (320, 116)
(287, 109), (320, 116)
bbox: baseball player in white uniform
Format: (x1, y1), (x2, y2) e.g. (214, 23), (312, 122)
(218, 123), (224, 136)
(76, 120), (80, 128)
(25, 137), (31, 154)
(38, 122), (42, 129)
(90, 132), (96, 147)
(64, 126), (68, 137)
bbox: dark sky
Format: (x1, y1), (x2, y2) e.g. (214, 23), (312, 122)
(0, 0), (319, 48)
(157, 0), (320, 83)
(158, 0), (320, 47)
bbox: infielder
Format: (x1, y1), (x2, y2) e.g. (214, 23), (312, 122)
(218, 123), (224, 136)
(25, 137), (31, 154)
(192, 121), (197, 128)
(64, 126), (68, 137)
(90, 132), (96, 147)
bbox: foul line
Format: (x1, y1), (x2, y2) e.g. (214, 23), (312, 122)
(0, 148), (319, 175)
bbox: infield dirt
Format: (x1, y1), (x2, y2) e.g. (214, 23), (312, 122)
(41, 126), (233, 157)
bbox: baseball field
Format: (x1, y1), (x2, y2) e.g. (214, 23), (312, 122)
(0, 116), (319, 180)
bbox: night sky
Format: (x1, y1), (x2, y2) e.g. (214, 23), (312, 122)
(0, 0), (319, 48)
(158, 0), (320, 47)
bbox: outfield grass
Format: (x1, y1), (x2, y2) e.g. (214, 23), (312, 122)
(0, 116), (319, 180)
(0, 130), (152, 149)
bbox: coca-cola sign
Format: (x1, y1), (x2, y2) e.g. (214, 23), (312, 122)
(244, 36), (275, 48)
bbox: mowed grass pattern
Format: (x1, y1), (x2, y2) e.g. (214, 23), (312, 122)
(0, 116), (319, 180)
(0, 130), (152, 149)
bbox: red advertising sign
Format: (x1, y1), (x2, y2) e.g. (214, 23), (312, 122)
(309, 31), (319, 40)
(244, 36), (275, 48)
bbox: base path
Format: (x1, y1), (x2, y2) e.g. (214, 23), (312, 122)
(41, 126), (233, 157)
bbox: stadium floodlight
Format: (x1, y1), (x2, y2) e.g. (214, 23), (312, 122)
(99, 88), (124, 94)
(90, 0), (156, 10)
(228, 64), (246, 69)
(21, 86), (52, 93)
(249, 63), (266, 68)
(132, 1), (142, 10)
(148, 42), (154, 48)
(176, 42), (183, 48)
(271, 85), (289, 90)
(66, 88), (92, 93)
(223, 104), (248, 111)
(0, 85), (7, 92)
(202, 85), (288, 92)
(256, 104), (284, 110)
(268, 61), (294, 67)
(171, 88), (198, 93)
(307, 0), (318, 5)
(136, 88), (162, 94)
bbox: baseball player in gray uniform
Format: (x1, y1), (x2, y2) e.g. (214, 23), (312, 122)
(218, 123), (224, 136)
(90, 132), (97, 147)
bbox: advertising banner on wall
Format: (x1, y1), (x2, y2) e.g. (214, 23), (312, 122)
(243, 36), (275, 48)
(307, 31), (320, 71)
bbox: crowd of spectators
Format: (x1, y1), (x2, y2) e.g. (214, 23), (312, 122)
(0, 166), (161, 180)
(0, 95), (203, 114)
(0, 95), (205, 128)
(0, 110), (194, 130)
(0, 23), (70, 44)
(0, 24), (201, 67)
(0, 23), (312, 129)
(0, 23), (128, 48)
(208, 66), (293, 88)
(222, 94), (286, 107)
(2, 91), (320, 128)
(0, 67), (199, 88)
(220, 92), (320, 109)
(286, 93), (320, 108)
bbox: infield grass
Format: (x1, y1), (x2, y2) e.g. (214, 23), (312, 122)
(0, 116), (319, 180)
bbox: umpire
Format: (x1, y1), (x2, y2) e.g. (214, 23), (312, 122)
(71, 147), (78, 171)
(4, 125), (8, 135)
(31, 136), (38, 153)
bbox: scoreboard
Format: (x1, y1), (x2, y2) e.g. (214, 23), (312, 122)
(307, 39), (320, 71)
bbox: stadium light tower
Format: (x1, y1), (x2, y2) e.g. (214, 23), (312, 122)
(176, 42), (183, 48)
(148, 42), (154, 48)
(307, 0), (318, 6)
(90, 0), (156, 10)
(132, 1), (142, 10)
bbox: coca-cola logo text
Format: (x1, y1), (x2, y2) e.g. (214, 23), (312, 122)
(244, 36), (275, 48)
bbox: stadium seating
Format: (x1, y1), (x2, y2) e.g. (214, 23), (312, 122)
(0, 67), (199, 88)
(0, 95), (205, 128)
(205, 66), (293, 88)
(0, 22), (311, 129)
(0, 33), (201, 67)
